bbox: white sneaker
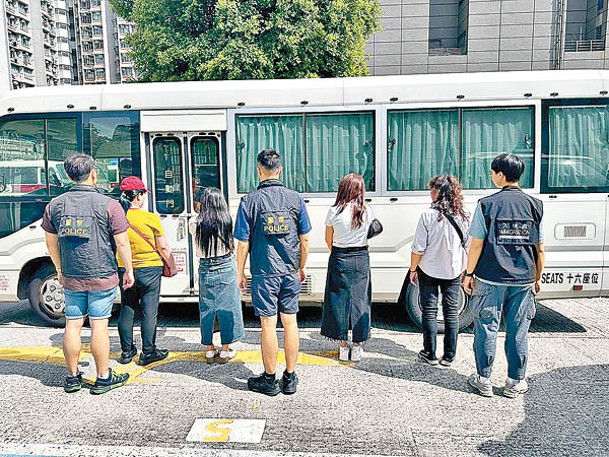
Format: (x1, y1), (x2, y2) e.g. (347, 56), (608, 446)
(503, 379), (529, 398)
(218, 348), (236, 364)
(205, 349), (218, 364)
(468, 374), (493, 397)
(351, 345), (364, 362)
(338, 344), (350, 362)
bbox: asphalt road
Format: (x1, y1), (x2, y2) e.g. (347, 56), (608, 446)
(0, 298), (608, 457)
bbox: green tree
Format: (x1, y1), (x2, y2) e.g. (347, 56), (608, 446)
(110, 0), (382, 81)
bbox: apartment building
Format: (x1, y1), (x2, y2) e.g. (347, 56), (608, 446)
(368, 0), (609, 75)
(72, 0), (136, 84)
(0, 0), (136, 90)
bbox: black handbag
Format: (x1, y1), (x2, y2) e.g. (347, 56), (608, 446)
(367, 218), (383, 239)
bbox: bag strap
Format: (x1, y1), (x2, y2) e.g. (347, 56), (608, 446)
(128, 222), (159, 253)
(444, 213), (466, 249)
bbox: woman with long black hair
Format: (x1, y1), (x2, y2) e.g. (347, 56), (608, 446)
(410, 174), (470, 367)
(189, 187), (244, 363)
(321, 173), (376, 362)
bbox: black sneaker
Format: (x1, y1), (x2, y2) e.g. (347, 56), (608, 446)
(248, 373), (281, 396)
(440, 356), (455, 367)
(138, 348), (169, 366)
(281, 371), (298, 395)
(418, 350), (439, 366)
(90, 368), (129, 395)
(118, 346), (137, 365)
(64, 372), (83, 393)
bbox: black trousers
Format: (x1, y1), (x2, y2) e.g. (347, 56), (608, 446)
(417, 268), (461, 359)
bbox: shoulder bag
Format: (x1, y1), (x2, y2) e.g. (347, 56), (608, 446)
(367, 218), (384, 239)
(128, 223), (178, 277)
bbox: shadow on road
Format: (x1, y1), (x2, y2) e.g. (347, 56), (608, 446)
(0, 300), (588, 334)
(477, 364), (609, 456)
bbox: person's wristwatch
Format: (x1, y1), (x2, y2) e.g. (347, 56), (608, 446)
(464, 271), (474, 277)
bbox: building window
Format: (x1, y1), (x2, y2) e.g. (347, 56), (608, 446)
(428, 0), (469, 56)
(565, 0), (607, 51)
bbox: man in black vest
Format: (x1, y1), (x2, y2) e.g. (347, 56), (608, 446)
(462, 153), (544, 398)
(43, 153), (135, 394)
(235, 149), (311, 396)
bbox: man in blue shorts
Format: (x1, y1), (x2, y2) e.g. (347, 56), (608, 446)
(43, 153), (135, 394)
(235, 149), (311, 396)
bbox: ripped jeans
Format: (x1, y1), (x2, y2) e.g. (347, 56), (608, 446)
(470, 280), (536, 381)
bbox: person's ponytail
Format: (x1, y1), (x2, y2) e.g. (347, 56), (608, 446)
(119, 190), (140, 214)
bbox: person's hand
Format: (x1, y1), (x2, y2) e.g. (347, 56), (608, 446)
(409, 270), (418, 286)
(462, 275), (475, 295)
(56, 271), (64, 286)
(123, 269), (135, 289)
(238, 272), (248, 293)
(534, 279), (541, 295)
(299, 267), (306, 282)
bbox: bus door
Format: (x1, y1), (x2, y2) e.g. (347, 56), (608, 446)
(148, 133), (191, 296)
(186, 134), (224, 293)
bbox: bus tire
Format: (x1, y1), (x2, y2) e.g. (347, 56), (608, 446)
(28, 264), (65, 327)
(403, 282), (474, 333)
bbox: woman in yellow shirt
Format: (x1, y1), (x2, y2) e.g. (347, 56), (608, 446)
(117, 176), (173, 366)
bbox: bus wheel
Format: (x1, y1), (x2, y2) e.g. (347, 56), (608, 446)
(28, 264), (65, 327)
(403, 282), (474, 333)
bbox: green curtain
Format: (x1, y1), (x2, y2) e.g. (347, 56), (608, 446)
(462, 107), (534, 189)
(387, 109), (459, 191)
(305, 113), (375, 192)
(549, 106), (609, 189)
(236, 115), (304, 193)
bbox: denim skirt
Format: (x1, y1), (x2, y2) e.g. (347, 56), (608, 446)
(321, 247), (372, 343)
(198, 254), (245, 345)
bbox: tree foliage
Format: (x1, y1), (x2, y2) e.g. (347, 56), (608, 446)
(109, 0), (382, 81)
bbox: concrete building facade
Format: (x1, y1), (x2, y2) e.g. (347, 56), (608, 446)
(368, 0), (609, 75)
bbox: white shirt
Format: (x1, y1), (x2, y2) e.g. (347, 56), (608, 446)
(188, 220), (231, 259)
(325, 203), (375, 248)
(411, 208), (470, 280)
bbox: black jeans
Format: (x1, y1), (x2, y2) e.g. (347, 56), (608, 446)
(118, 266), (163, 355)
(417, 268), (461, 359)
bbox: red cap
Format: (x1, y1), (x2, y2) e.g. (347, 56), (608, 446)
(120, 176), (150, 193)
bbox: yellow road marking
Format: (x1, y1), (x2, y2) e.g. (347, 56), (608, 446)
(0, 347), (349, 385)
(204, 419), (234, 442)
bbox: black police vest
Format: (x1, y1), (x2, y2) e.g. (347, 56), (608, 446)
(48, 185), (119, 279)
(475, 186), (543, 284)
(241, 179), (303, 277)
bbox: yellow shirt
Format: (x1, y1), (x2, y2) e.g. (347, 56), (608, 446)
(117, 208), (165, 268)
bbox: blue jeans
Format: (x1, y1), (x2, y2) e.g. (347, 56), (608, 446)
(321, 247), (371, 343)
(118, 266), (162, 355)
(418, 269), (461, 359)
(198, 255), (244, 345)
(470, 280), (536, 380)
(64, 287), (118, 320)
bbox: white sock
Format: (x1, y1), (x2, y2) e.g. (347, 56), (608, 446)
(507, 377), (522, 385)
(479, 375), (491, 384)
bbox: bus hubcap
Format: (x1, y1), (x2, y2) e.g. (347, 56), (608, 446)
(40, 276), (65, 318)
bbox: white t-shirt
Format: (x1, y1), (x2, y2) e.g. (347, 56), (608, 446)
(325, 203), (375, 248)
